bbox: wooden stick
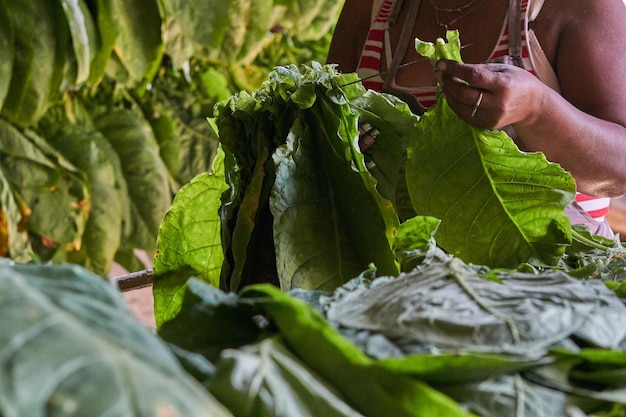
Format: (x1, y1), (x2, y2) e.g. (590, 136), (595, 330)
(115, 269), (154, 292)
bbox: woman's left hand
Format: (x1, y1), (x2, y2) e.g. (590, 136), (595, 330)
(433, 59), (546, 130)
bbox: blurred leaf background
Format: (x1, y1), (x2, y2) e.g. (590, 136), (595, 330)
(0, 0), (344, 275)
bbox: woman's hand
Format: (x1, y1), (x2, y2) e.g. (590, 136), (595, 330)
(358, 122), (379, 152)
(433, 60), (546, 131)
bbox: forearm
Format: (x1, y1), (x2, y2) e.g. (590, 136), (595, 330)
(513, 89), (626, 197)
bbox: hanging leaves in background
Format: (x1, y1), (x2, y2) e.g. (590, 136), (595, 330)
(44, 122), (129, 275)
(0, 0), (341, 275)
(0, 120), (89, 260)
(0, 0), (14, 110)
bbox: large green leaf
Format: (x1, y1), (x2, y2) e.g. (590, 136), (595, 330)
(162, 0), (232, 58)
(2, 0), (62, 127)
(235, 0), (279, 64)
(239, 284), (475, 417)
(0, 0), (14, 109)
(59, 0), (101, 85)
(271, 111), (398, 291)
(94, 108), (173, 253)
(153, 150), (228, 326)
(293, 0), (344, 41)
(0, 0), (34, 126)
(87, 0), (119, 86)
(0, 170), (31, 262)
(0, 260), (233, 416)
(0, 120), (89, 257)
(406, 97), (575, 268)
(349, 89), (421, 221)
(407, 31), (575, 268)
(108, 0), (163, 88)
(280, 0), (327, 36)
(210, 63), (400, 292)
(160, 278), (475, 417)
(324, 258), (626, 356)
(44, 122), (128, 275)
(208, 336), (366, 417)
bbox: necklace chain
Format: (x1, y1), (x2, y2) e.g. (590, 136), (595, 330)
(427, 0), (486, 29)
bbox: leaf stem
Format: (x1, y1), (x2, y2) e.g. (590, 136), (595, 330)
(571, 228), (611, 252)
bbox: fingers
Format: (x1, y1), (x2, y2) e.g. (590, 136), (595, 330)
(435, 60), (504, 91)
(358, 122), (379, 151)
(434, 60), (507, 127)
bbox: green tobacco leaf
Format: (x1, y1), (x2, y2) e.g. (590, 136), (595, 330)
(280, 0), (326, 37)
(153, 150), (228, 326)
(323, 258), (626, 357)
(208, 336), (366, 417)
(109, 0), (162, 88)
(379, 351), (550, 385)
(0, 260), (233, 417)
(407, 30), (575, 268)
(415, 30), (463, 62)
(295, 0), (344, 41)
(44, 122), (128, 276)
(162, 0), (231, 58)
(439, 374), (569, 417)
(94, 108), (173, 253)
(349, 89), (421, 221)
(59, 0), (100, 85)
(89, 0), (118, 85)
(406, 96), (574, 268)
(0, 0), (14, 109)
(217, 0), (251, 63)
(0, 0), (35, 126)
(0, 121), (89, 257)
(158, 278), (264, 361)
(271, 112), (398, 291)
(235, 0), (278, 64)
(135, 92), (182, 180)
(1, 0), (65, 127)
(0, 170), (31, 262)
(240, 284), (475, 417)
(212, 63), (399, 292)
(392, 215), (450, 272)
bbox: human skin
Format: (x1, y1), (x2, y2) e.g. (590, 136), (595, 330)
(326, 0), (626, 198)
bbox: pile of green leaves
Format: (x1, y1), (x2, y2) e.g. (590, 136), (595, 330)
(0, 0), (341, 274)
(152, 62), (422, 324)
(156, 253), (626, 417)
(145, 33), (626, 414)
(2, 233), (626, 416)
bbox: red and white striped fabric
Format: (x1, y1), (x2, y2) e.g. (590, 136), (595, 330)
(575, 194), (611, 223)
(355, 0), (611, 225)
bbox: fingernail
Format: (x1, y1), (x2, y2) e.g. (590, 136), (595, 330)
(436, 60), (447, 71)
(360, 128), (379, 148)
(359, 122), (373, 135)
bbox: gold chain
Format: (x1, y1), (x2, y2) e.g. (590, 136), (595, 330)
(427, 0), (486, 29)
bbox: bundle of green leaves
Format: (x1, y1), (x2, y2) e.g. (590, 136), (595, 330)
(152, 31), (583, 326)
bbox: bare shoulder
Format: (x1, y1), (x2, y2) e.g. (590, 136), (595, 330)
(540, 0), (626, 122)
(537, 0), (626, 34)
(326, 0), (374, 71)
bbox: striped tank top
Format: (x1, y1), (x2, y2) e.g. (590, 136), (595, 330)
(356, 0), (611, 224)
